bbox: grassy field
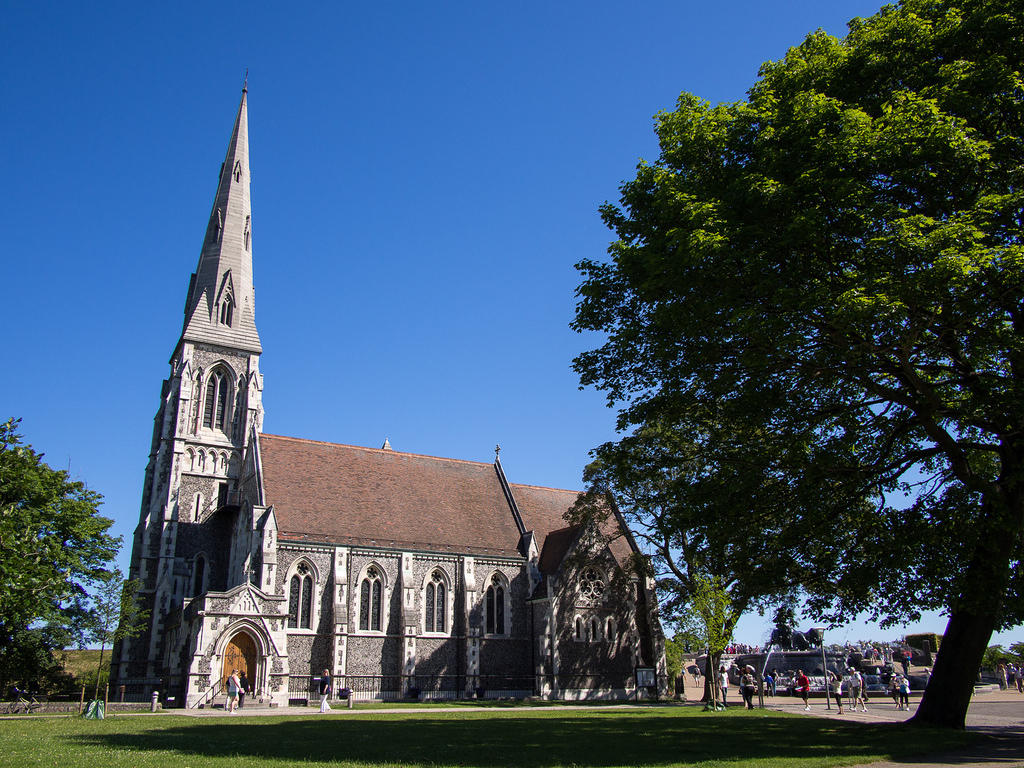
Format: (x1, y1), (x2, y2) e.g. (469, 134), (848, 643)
(0, 706), (979, 768)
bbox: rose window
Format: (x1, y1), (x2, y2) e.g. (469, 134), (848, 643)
(580, 568), (605, 600)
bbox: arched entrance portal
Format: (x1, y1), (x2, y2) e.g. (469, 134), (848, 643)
(221, 631), (258, 690)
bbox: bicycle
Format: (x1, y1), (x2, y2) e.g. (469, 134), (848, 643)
(2, 689), (42, 714)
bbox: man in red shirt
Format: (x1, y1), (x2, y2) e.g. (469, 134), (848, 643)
(795, 669), (811, 711)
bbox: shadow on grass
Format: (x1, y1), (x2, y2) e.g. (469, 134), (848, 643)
(70, 710), (978, 767)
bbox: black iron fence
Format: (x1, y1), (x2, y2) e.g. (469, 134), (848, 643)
(284, 672), (666, 704)
(109, 679), (164, 703)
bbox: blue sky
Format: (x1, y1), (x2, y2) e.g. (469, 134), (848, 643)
(2, 0), (1018, 647)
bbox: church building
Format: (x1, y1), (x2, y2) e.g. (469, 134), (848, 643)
(112, 87), (667, 707)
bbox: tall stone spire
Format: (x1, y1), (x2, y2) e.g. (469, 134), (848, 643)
(181, 86), (261, 353)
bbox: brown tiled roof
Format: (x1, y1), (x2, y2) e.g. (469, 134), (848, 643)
(259, 434), (526, 556)
(258, 434), (638, 565)
(509, 483), (580, 554)
(511, 483), (635, 570)
(537, 525), (580, 575)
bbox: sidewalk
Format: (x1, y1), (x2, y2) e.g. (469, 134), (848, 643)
(763, 687), (1024, 767)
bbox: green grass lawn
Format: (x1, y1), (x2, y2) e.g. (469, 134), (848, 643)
(0, 707), (978, 768)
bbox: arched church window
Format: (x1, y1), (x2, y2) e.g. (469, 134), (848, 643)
(485, 574), (506, 635)
(288, 575), (299, 628)
(575, 616), (583, 641)
(359, 566), (383, 632)
(203, 369), (230, 430)
(287, 563), (313, 629)
(590, 617), (600, 642)
(300, 568), (313, 628)
(424, 570), (446, 633)
(607, 617), (616, 645)
(219, 294), (233, 326)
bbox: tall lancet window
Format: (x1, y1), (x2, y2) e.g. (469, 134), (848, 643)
(359, 567), (384, 632)
(244, 215), (251, 251)
(485, 574), (506, 635)
(287, 562), (314, 630)
(424, 570), (446, 633)
(203, 369), (230, 430)
(218, 273), (235, 327)
(219, 294), (233, 326)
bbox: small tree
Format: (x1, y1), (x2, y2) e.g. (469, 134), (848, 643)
(679, 573), (737, 710)
(88, 570), (147, 700)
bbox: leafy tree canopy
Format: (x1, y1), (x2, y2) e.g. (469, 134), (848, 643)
(572, 0), (1023, 728)
(0, 419), (120, 692)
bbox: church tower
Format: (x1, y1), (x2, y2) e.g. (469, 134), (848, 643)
(117, 86), (264, 680)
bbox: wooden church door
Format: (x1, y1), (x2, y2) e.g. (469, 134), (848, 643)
(221, 631), (258, 689)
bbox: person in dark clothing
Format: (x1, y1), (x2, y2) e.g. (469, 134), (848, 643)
(319, 669), (332, 713)
(740, 669), (757, 710)
(238, 671), (249, 708)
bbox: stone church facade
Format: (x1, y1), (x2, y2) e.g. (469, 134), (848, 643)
(112, 88), (667, 708)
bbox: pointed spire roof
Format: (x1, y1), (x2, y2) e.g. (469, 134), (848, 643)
(181, 86), (262, 353)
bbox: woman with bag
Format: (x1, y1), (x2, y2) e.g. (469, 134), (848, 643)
(898, 674), (911, 710)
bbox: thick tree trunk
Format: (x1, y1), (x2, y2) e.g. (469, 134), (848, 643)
(911, 609), (995, 729)
(911, 482), (1023, 729)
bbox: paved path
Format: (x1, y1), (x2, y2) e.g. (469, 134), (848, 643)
(761, 687), (1024, 767)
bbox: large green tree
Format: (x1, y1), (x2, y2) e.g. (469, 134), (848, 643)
(572, 0), (1023, 729)
(0, 419), (120, 693)
(572, 423), (854, 702)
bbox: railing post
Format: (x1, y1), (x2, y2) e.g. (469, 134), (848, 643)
(151, 691), (159, 712)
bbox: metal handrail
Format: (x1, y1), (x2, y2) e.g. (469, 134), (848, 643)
(189, 678), (224, 709)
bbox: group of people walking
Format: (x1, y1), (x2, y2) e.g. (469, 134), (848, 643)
(998, 663), (1024, 692)
(718, 664), (761, 709)
(827, 668), (869, 713)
